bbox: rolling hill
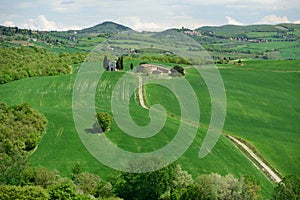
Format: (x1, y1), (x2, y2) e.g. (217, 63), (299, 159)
(195, 23), (300, 38)
(75, 21), (132, 35)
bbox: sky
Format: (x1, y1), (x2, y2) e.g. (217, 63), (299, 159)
(1, 0), (300, 31)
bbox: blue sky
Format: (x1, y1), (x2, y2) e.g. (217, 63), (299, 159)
(1, 0), (300, 31)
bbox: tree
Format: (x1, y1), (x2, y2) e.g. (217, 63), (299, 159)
(273, 175), (300, 200)
(113, 158), (176, 200)
(180, 173), (261, 200)
(97, 181), (113, 198)
(35, 167), (59, 188)
(130, 63), (134, 71)
(116, 57), (121, 70)
(241, 175), (261, 200)
(103, 56), (109, 70)
(0, 185), (49, 200)
(173, 165), (193, 189)
(96, 112), (112, 132)
(72, 162), (83, 179)
(120, 56), (124, 70)
(19, 166), (36, 186)
(115, 56), (124, 70)
(48, 180), (77, 200)
(168, 165), (194, 200)
(171, 66), (185, 76)
(74, 172), (101, 196)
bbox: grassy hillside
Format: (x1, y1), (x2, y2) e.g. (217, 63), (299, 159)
(143, 60), (300, 178)
(191, 23), (300, 60)
(6, 60), (298, 198)
(219, 61), (300, 176)
(196, 23), (300, 39)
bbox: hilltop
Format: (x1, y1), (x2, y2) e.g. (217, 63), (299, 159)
(69, 21), (132, 35)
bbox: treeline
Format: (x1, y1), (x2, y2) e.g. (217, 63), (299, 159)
(1, 157), (298, 199)
(127, 54), (191, 65)
(0, 102), (48, 185)
(0, 160), (262, 200)
(0, 47), (86, 84)
(0, 26), (75, 46)
(0, 165), (115, 200)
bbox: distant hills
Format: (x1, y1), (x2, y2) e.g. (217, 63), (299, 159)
(195, 23), (300, 38)
(73, 21), (132, 35)
(71, 21), (300, 39)
(1, 20), (300, 37)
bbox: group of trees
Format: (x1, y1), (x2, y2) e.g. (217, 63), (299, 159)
(0, 47), (86, 84)
(125, 54), (190, 65)
(0, 26), (77, 46)
(0, 158), (265, 200)
(0, 102), (48, 185)
(0, 165), (115, 200)
(139, 55), (190, 65)
(113, 160), (262, 200)
(0, 26), (33, 37)
(273, 175), (300, 199)
(0, 158), (299, 200)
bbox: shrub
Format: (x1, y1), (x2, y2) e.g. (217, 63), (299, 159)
(96, 112), (112, 132)
(0, 185), (49, 200)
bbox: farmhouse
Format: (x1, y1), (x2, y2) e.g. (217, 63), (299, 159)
(137, 64), (170, 75)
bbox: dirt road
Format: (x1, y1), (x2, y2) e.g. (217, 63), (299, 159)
(227, 135), (282, 183)
(138, 76), (149, 109)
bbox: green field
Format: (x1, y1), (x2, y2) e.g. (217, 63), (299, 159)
(219, 61), (300, 176)
(4, 60), (300, 198)
(142, 60), (300, 176)
(1, 56), (299, 199)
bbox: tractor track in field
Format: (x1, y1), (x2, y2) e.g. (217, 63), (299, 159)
(137, 77), (282, 183)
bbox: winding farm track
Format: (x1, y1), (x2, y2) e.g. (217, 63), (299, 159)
(137, 76), (282, 183)
(227, 135), (282, 183)
(138, 76), (149, 109)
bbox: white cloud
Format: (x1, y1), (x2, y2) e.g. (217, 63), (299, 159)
(23, 15), (57, 30)
(118, 16), (165, 32)
(256, 15), (300, 24)
(185, 0), (300, 10)
(258, 15), (290, 24)
(22, 15), (81, 31)
(225, 16), (243, 25)
(49, 0), (80, 13)
(4, 20), (15, 27)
